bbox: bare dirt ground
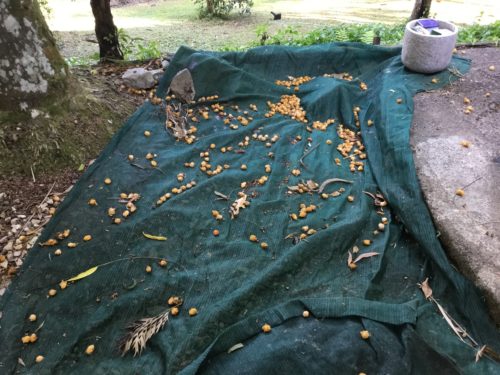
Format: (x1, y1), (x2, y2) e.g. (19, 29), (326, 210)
(0, 62), (157, 294)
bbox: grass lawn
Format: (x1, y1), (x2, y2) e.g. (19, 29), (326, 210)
(45, 0), (499, 61)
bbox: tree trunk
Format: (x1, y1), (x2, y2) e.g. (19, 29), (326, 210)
(90, 0), (123, 61)
(206, 0), (214, 15)
(410, 0), (433, 20)
(0, 0), (68, 111)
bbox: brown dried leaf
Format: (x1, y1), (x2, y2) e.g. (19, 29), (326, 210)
(475, 345), (487, 363)
(306, 180), (319, 191)
(353, 252), (379, 264)
(419, 277), (433, 300)
(230, 193), (248, 219)
(347, 251), (353, 266)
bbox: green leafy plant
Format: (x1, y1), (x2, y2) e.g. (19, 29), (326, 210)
(194, 0), (253, 19)
(240, 21), (500, 50)
(39, 0), (52, 18)
(458, 21), (500, 45)
(117, 28), (162, 61)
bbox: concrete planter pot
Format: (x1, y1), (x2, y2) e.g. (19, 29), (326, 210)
(401, 19), (458, 74)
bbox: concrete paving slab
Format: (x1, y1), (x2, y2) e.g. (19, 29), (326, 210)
(410, 47), (500, 324)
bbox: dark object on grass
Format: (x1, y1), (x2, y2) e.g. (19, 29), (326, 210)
(271, 11), (281, 20)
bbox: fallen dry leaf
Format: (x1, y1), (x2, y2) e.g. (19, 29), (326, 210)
(419, 277), (433, 300)
(353, 252), (379, 264)
(230, 192), (248, 219)
(143, 232), (167, 241)
(67, 266), (98, 282)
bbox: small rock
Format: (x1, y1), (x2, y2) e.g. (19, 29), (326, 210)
(161, 59), (170, 69)
(168, 68), (195, 103)
(13, 245), (22, 251)
(122, 68), (157, 89)
(3, 241), (13, 252)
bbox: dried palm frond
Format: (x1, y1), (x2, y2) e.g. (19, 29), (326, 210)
(120, 310), (170, 356)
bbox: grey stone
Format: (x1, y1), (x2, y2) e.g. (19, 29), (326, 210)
(150, 69), (163, 81)
(410, 47), (500, 323)
(122, 67), (156, 89)
(3, 240), (13, 252)
(168, 68), (195, 103)
(402, 19), (458, 74)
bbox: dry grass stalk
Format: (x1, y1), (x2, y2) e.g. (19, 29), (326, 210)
(120, 310), (170, 356)
(418, 278), (500, 363)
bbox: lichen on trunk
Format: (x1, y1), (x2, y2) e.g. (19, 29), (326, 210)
(0, 0), (68, 112)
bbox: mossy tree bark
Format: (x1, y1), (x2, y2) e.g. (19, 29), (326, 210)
(90, 0), (123, 61)
(410, 0), (433, 20)
(0, 0), (68, 112)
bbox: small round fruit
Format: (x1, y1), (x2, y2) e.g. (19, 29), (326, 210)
(347, 195), (354, 202)
(145, 265), (152, 273)
(362, 239), (371, 246)
(83, 235), (92, 242)
(35, 355), (44, 363)
(48, 289), (57, 297)
(213, 229), (220, 237)
(168, 296), (182, 305)
(360, 330), (370, 339)
(85, 344), (95, 355)
(159, 259), (168, 267)
(29, 314), (37, 322)
(144, 130), (151, 137)
(88, 198), (97, 206)
(21, 335), (31, 344)
(262, 323), (271, 333)
(455, 189), (465, 197)
(249, 234), (258, 242)
(189, 307), (198, 316)
(54, 249), (62, 256)
(30, 333), (38, 343)
(260, 242), (268, 250)
(302, 310), (310, 318)
(488, 65), (495, 71)
(171, 307), (179, 316)
(104, 178), (112, 185)
(128, 154), (134, 161)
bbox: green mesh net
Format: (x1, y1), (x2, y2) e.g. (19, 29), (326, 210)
(0, 43), (498, 374)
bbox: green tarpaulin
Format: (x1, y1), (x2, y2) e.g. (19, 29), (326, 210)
(0, 43), (498, 374)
